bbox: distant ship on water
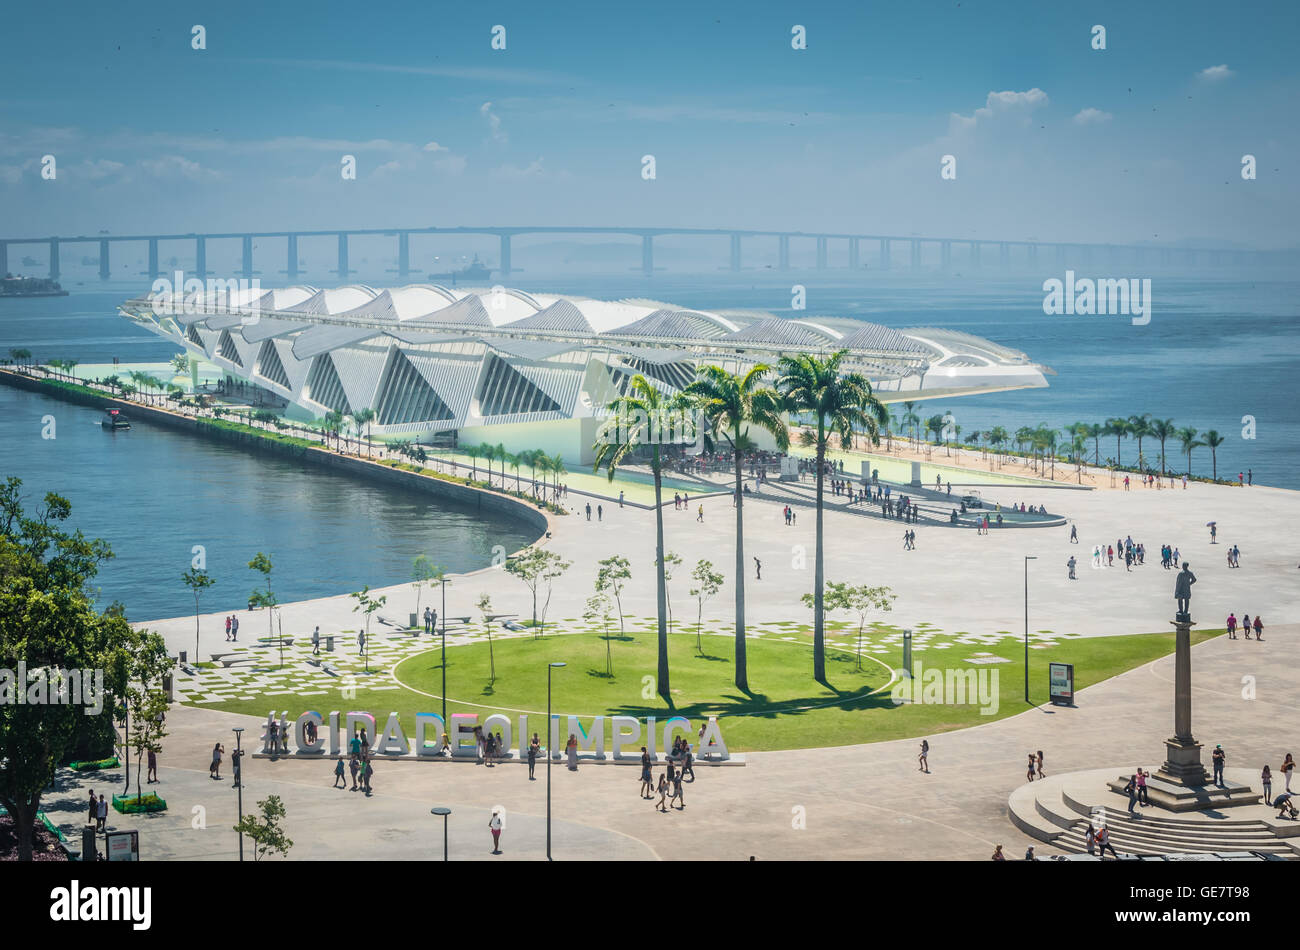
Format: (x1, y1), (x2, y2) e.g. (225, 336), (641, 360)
(427, 254), (492, 284)
(0, 275), (69, 297)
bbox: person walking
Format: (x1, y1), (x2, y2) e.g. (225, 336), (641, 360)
(357, 628), (365, 655)
(566, 734), (578, 771)
(87, 789), (97, 827)
(231, 747), (243, 788)
(1136, 768), (1149, 806)
(348, 755), (360, 791)
(1036, 751), (1046, 780)
(918, 739), (929, 773)
(1067, 556), (1077, 580)
(96, 794), (107, 832)
(1243, 613), (1252, 640)
(1096, 824), (1119, 859)
(1084, 822), (1097, 856)
(363, 758), (374, 796)
(1262, 765), (1274, 805)
(656, 773), (669, 812)
(1124, 774), (1138, 814)
(1227, 612), (1237, 639)
(147, 748), (158, 784)
(1069, 524), (1078, 543)
(672, 763), (685, 809)
(696, 504), (704, 522)
(488, 808), (504, 854)
(210, 742), (224, 780)
(1254, 615), (1264, 641)
(585, 502), (592, 521)
(1283, 753), (1295, 793)
(225, 615), (232, 641)
(640, 747), (654, 798)
(1212, 744), (1226, 786)
(597, 504), (603, 522)
(333, 758), (346, 788)
(527, 733), (539, 780)
(312, 625), (321, 655)
(753, 557), (761, 580)
(1027, 753), (1036, 782)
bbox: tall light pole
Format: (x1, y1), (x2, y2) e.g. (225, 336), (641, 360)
(430, 806), (451, 861)
(547, 661), (566, 862)
(1024, 555), (1037, 703)
(439, 575), (449, 726)
(232, 727), (245, 862)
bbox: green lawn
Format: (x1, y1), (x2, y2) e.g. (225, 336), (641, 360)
(194, 624), (1223, 751)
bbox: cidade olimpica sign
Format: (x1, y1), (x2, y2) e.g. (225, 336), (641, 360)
(253, 709), (735, 764)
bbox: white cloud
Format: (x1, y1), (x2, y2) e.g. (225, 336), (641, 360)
(949, 88), (1049, 132)
(1073, 108), (1113, 125)
(1197, 64), (1234, 81)
(422, 141), (449, 153)
(491, 157), (546, 180)
(480, 102), (507, 144)
(139, 155), (223, 182)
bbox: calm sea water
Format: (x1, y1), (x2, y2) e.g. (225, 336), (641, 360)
(1, 269), (1297, 504)
(0, 386), (537, 623)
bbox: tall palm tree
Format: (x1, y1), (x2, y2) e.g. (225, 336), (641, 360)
(533, 451), (552, 496)
(1103, 417), (1129, 469)
(1128, 413), (1153, 471)
(685, 364), (790, 693)
(507, 450), (522, 492)
(901, 400), (920, 445)
(988, 425), (1008, 464)
(1149, 417), (1177, 475)
(775, 351), (888, 682)
(549, 453), (566, 496)
(323, 410), (344, 450)
(594, 375), (694, 701)
(1202, 430), (1226, 481)
(1178, 426), (1204, 477)
(463, 443), (480, 480)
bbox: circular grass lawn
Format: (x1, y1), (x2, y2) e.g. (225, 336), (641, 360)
(393, 630), (894, 752)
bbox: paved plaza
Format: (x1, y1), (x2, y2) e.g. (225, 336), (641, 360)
(44, 467), (1296, 860)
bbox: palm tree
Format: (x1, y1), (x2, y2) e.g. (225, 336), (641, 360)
(353, 408), (376, 458)
(533, 451), (551, 497)
(549, 453), (566, 496)
(988, 425), (1008, 465)
(1149, 417), (1177, 475)
(775, 351), (888, 682)
(685, 364), (790, 692)
(463, 443), (480, 481)
(1203, 430), (1226, 481)
(1178, 426), (1204, 477)
(506, 449), (522, 492)
(594, 375), (694, 701)
(901, 400), (920, 445)
(1128, 414), (1153, 471)
(1104, 417), (1129, 469)
(1014, 425), (1033, 462)
(323, 410), (344, 450)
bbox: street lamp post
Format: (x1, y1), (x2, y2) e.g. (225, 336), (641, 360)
(440, 577), (449, 726)
(232, 727), (245, 862)
(547, 661), (566, 861)
(1024, 555), (1037, 703)
(430, 806), (451, 861)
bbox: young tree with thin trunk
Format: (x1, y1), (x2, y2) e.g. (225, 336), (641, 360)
(181, 567), (215, 663)
(689, 559), (724, 656)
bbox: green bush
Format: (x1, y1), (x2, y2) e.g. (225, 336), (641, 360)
(67, 756), (120, 772)
(112, 794), (167, 814)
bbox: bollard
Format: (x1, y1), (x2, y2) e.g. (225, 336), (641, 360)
(325, 635), (335, 652)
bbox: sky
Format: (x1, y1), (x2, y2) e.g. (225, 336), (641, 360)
(2, 0), (1298, 248)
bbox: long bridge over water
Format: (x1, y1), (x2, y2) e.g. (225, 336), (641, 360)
(1, 225), (1289, 283)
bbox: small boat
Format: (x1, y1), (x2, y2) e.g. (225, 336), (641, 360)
(101, 408), (131, 430)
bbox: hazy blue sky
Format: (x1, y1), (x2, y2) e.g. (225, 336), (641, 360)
(2, 0), (1297, 246)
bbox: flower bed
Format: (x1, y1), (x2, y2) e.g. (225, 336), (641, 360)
(67, 756), (120, 772)
(112, 793), (167, 814)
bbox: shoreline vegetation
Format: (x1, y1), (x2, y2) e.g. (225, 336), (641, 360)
(0, 364), (571, 521)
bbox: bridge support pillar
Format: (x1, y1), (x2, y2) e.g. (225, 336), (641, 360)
(148, 238), (160, 281)
(778, 234), (790, 270)
(641, 234), (654, 277)
(815, 236), (827, 269)
(337, 233), (349, 279)
(286, 234), (299, 280)
(970, 241), (980, 267)
(241, 235), (254, 279)
(1027, 243), (1038, 265)
(499, 233), (511, 280)
(730, 233), (741, 271)
(397, 233), (411, 281)
(848, 237), (859, 270)
(0, 241), (7, 277)
(879, 239), (890, 270)
(99, 239), (110, 281)
(999, 242), (1010, 267)
(49, 238), (60, 282)
(910, 239), (922, 269)
(194, 236), (206, 279)
(940, 240), (951, 271)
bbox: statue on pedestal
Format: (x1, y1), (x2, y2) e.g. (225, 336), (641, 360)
(1174, 563), (1196, 623)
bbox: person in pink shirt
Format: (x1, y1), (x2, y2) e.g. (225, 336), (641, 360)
(1227, 613), (1237, 639)
(1136, 769), (1149, 806)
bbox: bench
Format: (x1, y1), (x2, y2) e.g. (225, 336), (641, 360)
(256, 637), (294, 647)
(210, 653), (235, 663)
(220, 657), (256, 668)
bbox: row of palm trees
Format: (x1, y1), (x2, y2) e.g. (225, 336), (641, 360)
(888, 403), (1228, 482)
(593, 351), (889, 699)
